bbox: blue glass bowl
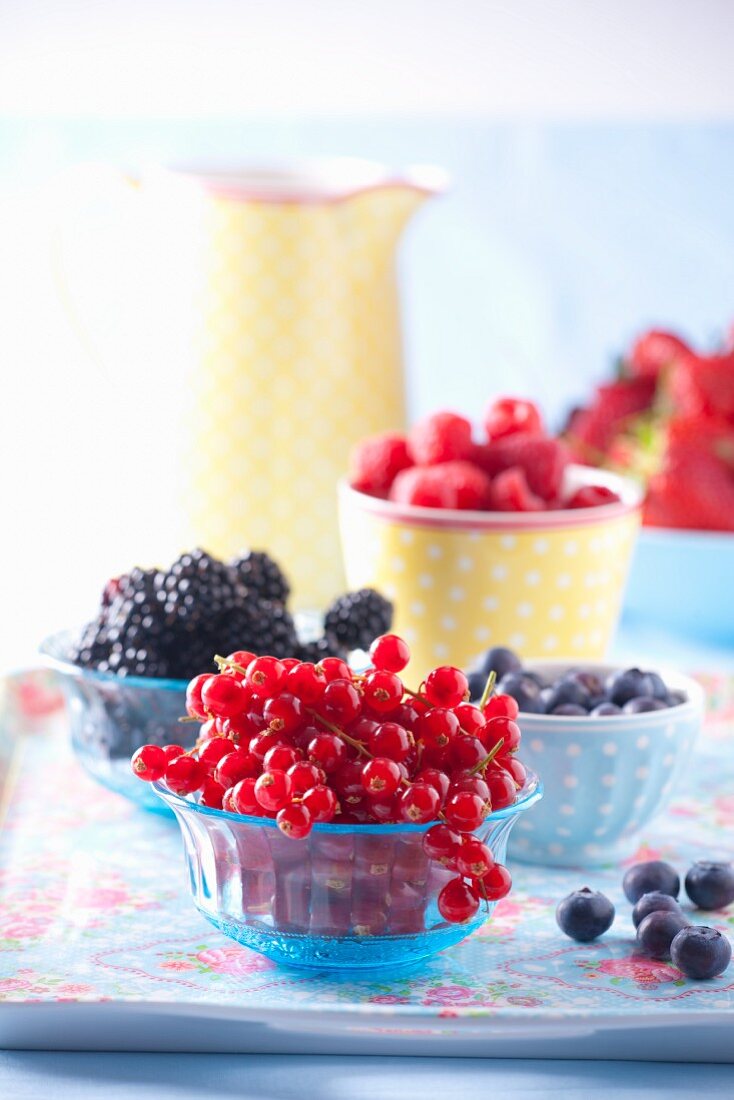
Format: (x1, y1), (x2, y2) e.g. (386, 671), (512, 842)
(40, 630), (192, 814)
(153, 772), (542, 970)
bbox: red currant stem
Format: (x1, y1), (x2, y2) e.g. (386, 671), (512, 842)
(402, 686), (431, 706)
(177, 715), (199, 723)
(214, 654), (250, 677)
(305, 708), (371, 757)
(478, 877), (491, 914)
(468, 737), (505, 776)
(478, 670), (497, 711)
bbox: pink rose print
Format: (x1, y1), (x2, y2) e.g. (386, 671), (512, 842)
(56, 983), (93, 997)
(506, 995), (542, 1007)
(160, 960), (197, 972)
(490, 899), (524, 930)
(596, 956), (681, 985)
(3, 917), (51, 940)
(370, 994), (411, 1004)
(623, 843), (665, 866)
(196, 946), (273, 977)
(75, 887), (130, 909)
(0, 977), (31, 992)
(423, 985), (474, 1005)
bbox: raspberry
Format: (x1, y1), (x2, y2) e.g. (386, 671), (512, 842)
(350, 431), (413, 495)
(628, 330), (690, 381)
(485, 397), (544, 441)
(566, 485), (621, 509)
(489, 467), (545, 512)
(390, 462), (490, 510)
(479, 436), (569, 502)
(409, 411), (473, 466)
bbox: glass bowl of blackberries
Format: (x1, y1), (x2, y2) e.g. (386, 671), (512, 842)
(41, 548), (394, 813)
(464, 647), (704, 867)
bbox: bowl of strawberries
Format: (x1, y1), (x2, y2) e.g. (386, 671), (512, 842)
(566, 328), (734, 641)
(340, 398), (642, 678)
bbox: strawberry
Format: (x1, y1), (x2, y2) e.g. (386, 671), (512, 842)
(628, 330), (690, 381)
(565, 377), (656, 461)
(643, 416), (734, 531)
(669, 349), (734, 422)
(350, 432), (413, 494)
(409, 412), (473, 466)
(490, 467), (545, 512)
(473, 435), (569, 502)
(485, 397), (544, 441)
(390, 462), (491, 510)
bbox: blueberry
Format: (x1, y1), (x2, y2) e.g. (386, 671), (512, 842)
(606, 668), (656, 707)
(667, 690), (687, 707)
(671, 925), (732, 980)
(522, 669), (548, 688)
(632, 891), (684, 928)
(497, 672), (544, 714)
(685, 861), (734, 911)
(591, 702), (622, 716)
(647, 671), (670, 701)
(568, 669), (605, 697)
(623, 860), (680, 903)
(623, 696), (668, 713)
(545, 676), (591, 713)
(467, 669), (487, 702)
(637, 910), (690, 960)
(556, 887), (615, 942)
(478, 646), (522, 681)
(552, 703), (588, 716)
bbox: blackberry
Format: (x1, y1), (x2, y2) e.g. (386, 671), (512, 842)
(160, 549), (243, 624)
(229, 550), (290, 604)
(323, 588), (393, 653)
(211, 598), (299, 661)
(296, 637), (347, 663)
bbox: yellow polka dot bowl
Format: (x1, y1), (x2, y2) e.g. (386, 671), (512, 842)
(338, 466), (642, 680)
(506, 662), (704, 867)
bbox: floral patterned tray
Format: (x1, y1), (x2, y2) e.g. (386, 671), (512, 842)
(0, 672), (733, 1060)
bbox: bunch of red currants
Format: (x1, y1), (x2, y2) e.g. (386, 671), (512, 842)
(131, 634), (526, 924)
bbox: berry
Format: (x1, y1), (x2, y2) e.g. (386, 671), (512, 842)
(566, 376), (655, 460)
(362, 669), (404, 713)
(361, 757), (402, 798)
(479, 435), (569, 502)
(198, 737), (234, 772)
(482, 716), (521, 755)
(422, 823), (461, 867)
(556, 887), (615, 942)
(249, 729), (290, 763)
(276, 802), (312, 839)
(162, 743), (185, 762)
(632, 891), (684, 929)
(482, 693), (519, 721)
(231, 777), (259, 815)
(479, 862), (512, 901)
(451, 735), (486, 771)
(263, 693), (304, 735)
(486, 768), (517, 810)
(591, 702), (622, 715)
(263, 744), (301, 772)
(390, 462), (491, 510)
(308, 732), (347, 773)
(246, 656), (286, 695)
(628, 329), (690, 381)
(477, 646), (522, 681)
(456, 838), (495, 880)
(450, 773), (490, 805)
(685, 861), (734, 910)
(566, 485), (621, 509)
(322, 678), (362, 725)
(323, 589), (393, 653)
(302, 784), (339, 823)
(552, 703), (587, 716)
(637, 910), (690, 960)
(497, 673), (544, 714)
(369, 721), (412, 762)
(131, 744), (166, 782)
(670, 925), (732, 980)
(489, 467), (545, 512)
(318, 657), (353, 682)
(287, 760), (324, 795)
(485, 397), (543, 441)
(623, 861), (680, 904)
(229, 550), (289, 604)
(254, 770), (292, 812)
(397, 782), (440, 824)
(409, 411), (473, 466)
(502, 755), (527, 789)
(415, 708), (459, 753)
(453, 703), (487, 739)
(369, 633), (410, 673)
(423, 666), (469, 709)
(200, 674), (247, 718)
(438, 878), (480, 924)
(213, 751), (259, 788)
(606, 668), (656, 707)
(164, 755), (205, 796)
(199, 777), (225, 809)
(285, 662), (327, 704)
(415, 767), (450, 804)
(186, 674), (213, 719)
(221, 650), (256, 677)
(349, 431), (413, 495)
(443, 791), (487, 833)
(623, 697), (667, 713)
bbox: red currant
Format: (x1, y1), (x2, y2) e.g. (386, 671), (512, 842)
(276, 802), (312, 839)
(369, 633), (411, 673)
(451, 735), (487, 770)
(422, 823), (461, 867)
(285, 661), (327, 704)
(415, 708), (460, 753)
(482, 716), (521, 755)
(185, 674), (213, 719)
(162, 743), (185, 763)
(213, 750), (259, 788)
(263, 743), (301, 772)
(456, 837), (495, 880)
(131, 744), (166, 782)
(423, 666), (469, 709)
(249, 729), (292, 762)
(200, 777), (225, 809)
(362, 669), (404, 715)
(332, 759), (366, 804)
(263, 693), (304, 735)
(438, 877), (480, 923)
(481, 862), (512, 900)
(483, 693), (519, 721)
(281, 658), (300, 672)
(164, 755), (205, 795)
(443, 790), (487, 832)
(486, 768), (517, 810)
(322, 678), (362, 725)
(415, 767), (450, 804)
(302, 784), (339, 823)
(308, 732), (347, 773)
(450, 772), (491, 807)
(287, 760), (325, 795)
(246, 656), (285, 695)
(318, 657), (352, 682)
(454, 702), (487, 739)
(369, 796), (399, 823)
(361, 757), (401, 798)
(368, 721), (412, 762)
(254, 769), (292, 812)
(221, 712), (261, 743)
(398, 782), (440, 824)
(387, 703), (421, 730)
(231, 776), (259, 815)
(222, 786), (237, 812)
(501, 755), (527, 789)
(201, 675), (248, 719)
(198, 737), (234, 772)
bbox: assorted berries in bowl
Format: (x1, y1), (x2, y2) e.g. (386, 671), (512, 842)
(41, 548), (393, 814)
(340, 399), (642, 675)
(463, 647), (704, 868)
(131, 635), (542, 969)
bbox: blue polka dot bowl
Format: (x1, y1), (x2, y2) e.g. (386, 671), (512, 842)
(507, 662), (704, 868)
(153, 770), (542, 970)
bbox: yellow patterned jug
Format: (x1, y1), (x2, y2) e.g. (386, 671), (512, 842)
(58, 159), (446, 606)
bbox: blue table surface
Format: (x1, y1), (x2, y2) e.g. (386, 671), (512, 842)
(3, 623), (733, 1095)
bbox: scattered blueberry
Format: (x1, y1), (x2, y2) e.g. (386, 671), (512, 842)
(544, 676), (591, 713)
(637, 910), (690, 960)
(556, 887), (615, 942)
(591, 702), (622, 716)
(623, 861), (680, 904)
(496, 672), (544, 713)
(667, 690), (686, 706)
(606, 668), (656, 706)
(477, 646), (523, 681)
(623, 696), (668, 713)
(552, 703), (588, 716)
(671, 925), (732, 980)
(467, 669), (487, 702)
(568, 669), (605, 697)
(632, 891), (684, 929)
(685, 862), (734, 911)
(647, 671), (670, 701)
